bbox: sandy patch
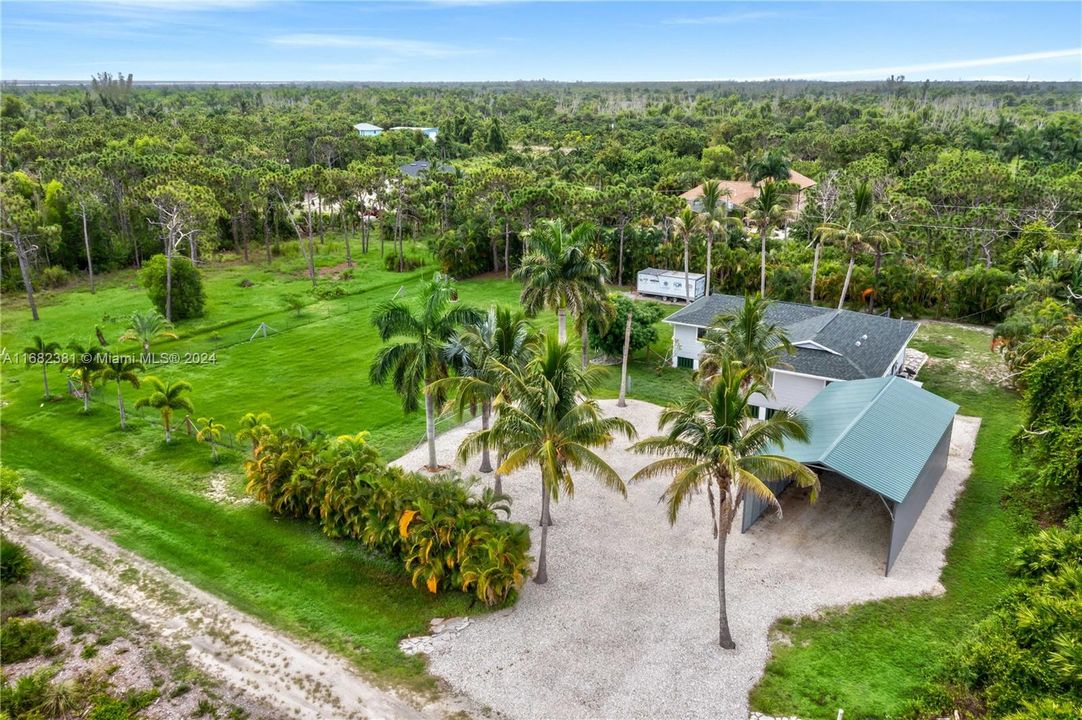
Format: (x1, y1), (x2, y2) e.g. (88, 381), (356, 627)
(392, 399), (981, 719)
(10, 496), (479, 720)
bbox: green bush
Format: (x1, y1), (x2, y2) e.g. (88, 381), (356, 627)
(943, 265), (1014, 324)
(0, 617), (59, 662)
(0, 668), (55, 717)
(383, 253), (424, 272)
(139, 254), (206, 320)
(0, 536), (32, 584)
(588, 294), (664, 358)
(37, 265), (71, 289)
(244, 426), (531, 606)
(911, 519), (1082, 717)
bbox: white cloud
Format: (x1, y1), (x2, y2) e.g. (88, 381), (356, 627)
(710, 48), (1082, 81)
(269, 33), (475, 58)
(664, 11), (780, 26)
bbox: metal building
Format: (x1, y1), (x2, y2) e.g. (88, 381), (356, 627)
(742, 375), (959, 575)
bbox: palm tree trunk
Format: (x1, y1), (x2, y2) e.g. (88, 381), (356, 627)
(165, 243), (173, 322)
(479, 401), (493, 473)
(810, 242), (821, 304)
(684, 238), (690, 302)
(557, 309), (567, 343)
(717, 506), (736, 649)
(117, 384), (126, 430)
(81, 204), (95, 293)
(618, 311), (632, 408)
(83, 384), (90, 412)
(534, 486), (551, 584)
(424, 391), (438, 471)
(838, 256), (855, 310)
(580, 321), (589, 368)
(540, 483), (553, 527)
(493, 450), (503, 496)
(617, 221), (626, 286)
(759, 228), (768, 297)
(41, 366), (51, 399)
(164, 416), (172, 443)
(705, 231), (713, 296)
(503, 221), (510, 279)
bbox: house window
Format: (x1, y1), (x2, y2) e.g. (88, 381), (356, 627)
(765, 407), (778, 419)
(676, 356), (694, 369)
(696, 327), (707, 339)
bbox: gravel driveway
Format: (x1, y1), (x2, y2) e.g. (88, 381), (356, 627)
(393, 399), (981, 720)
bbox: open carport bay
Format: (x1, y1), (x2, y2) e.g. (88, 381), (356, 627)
(393, 400), (981, 720)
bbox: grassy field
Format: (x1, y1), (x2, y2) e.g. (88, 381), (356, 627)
(0, 237), (670, 692)
(2, 249), (1020, 710)
(748, 322), (1027, 719)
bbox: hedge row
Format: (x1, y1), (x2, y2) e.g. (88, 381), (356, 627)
(244, 427), (532, 606)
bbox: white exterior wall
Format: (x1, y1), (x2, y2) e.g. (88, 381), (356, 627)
(754, 370), (828, 411)
(671, 324), (828, 413)
(638, 273), (706, 302)
(670, 324), (705, 368)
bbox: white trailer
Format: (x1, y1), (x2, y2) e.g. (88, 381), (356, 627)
(636, 268), (706, 302)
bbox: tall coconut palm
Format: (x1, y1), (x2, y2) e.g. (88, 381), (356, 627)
(671, 207), (704, 303)
(135, 376), (193, 443)
(439, 306), (533, 479)
(749, 150), (792, 186)
(120, 309), (178, 353)
(62, 343), (104, 412)
(93, 354), (143, 430)
(24, 336), (60, 400)
(697, 180), (739, 297)
(697, 295), (794, 385)
(515, 219), (608, 343)
(458, 334), (636, 584)
(575, 292), (615, 368)
(631, 362), (818, 648)
(745, 181), (792, 297)
(816, 180), (892, 310)
(370, 274), (483, 471)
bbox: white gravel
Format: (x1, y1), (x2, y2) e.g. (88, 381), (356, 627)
(392, 399), (981, 720)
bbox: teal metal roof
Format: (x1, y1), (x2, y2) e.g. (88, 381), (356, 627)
(774, 376), (959, 503)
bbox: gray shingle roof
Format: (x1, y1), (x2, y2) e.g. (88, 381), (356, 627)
(399, 160), (454, 178)
(664, 294), (918, 381)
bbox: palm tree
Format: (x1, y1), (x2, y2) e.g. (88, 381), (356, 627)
(816, 181), (892, 310)
(62, 343), (104, 412)
(745, 181), (792, 297)
(24, 336), (60, 400)
(697, 180), (739, 297)
(575, 292), (615, 368)
(237, 411), (272, 452)
(515, 219), (608, 343)
(671, 207), (703, 303)
(135, 376), (194, 443)
(458, 334), (636, 584)
(370, 274), (483, 471)
(195, 417), (226, 462)
(697, 295), (794, 386)
(120, 309), (178, 353)
(631, 362), (818, 648)
(93, 354), (143, 430)
(437, 307), (534, 484)
(749, 150), (791, 186)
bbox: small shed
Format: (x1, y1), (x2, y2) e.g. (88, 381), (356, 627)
(743, 376), (959, 574)
(636, 268), (706, 302)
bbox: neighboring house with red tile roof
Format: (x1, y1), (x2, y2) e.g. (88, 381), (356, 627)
(681, 169), (817, 214)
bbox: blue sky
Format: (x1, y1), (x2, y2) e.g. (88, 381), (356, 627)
(2, 1), (1080, 82)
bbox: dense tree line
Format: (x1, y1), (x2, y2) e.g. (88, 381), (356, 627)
(2, 78), (1080, 324)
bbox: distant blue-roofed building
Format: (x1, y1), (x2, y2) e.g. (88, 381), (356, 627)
(353, 122), (383, 137)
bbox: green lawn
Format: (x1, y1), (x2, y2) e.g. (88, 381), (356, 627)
(748, 322), (1027, 719)
(0, 238), (659, 692)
